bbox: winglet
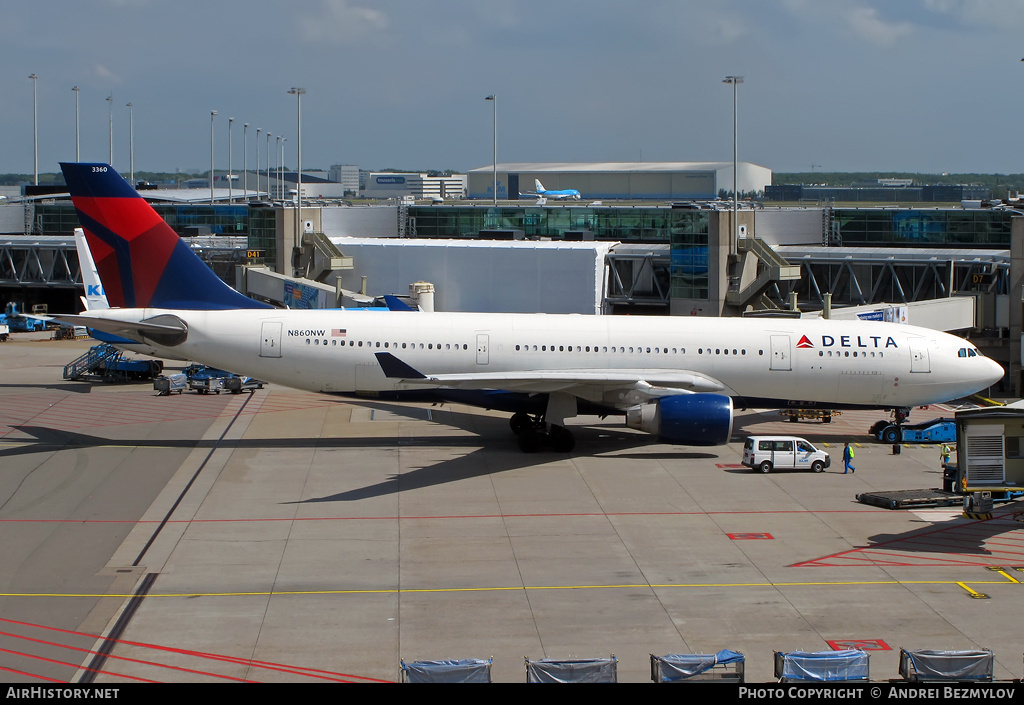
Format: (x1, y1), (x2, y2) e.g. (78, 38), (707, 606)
(374, 352), (427, 379)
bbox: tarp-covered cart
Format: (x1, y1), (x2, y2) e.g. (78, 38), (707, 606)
(898, 649), (993, 682)
(774, 650), (869, 682)
(525, 656), (617, 683)
(650, 649), (745, 683)
(400, 658), (492, 683)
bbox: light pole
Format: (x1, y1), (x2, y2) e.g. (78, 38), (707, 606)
(266, 132), (272, 200)
(210, 110), (217, 205)
(276, 136), (282, 198)
(256, 127), (262, 198)
(29, 74), (38, 185)
(243, 122), (249, 201)
(723, 76), (743, 256)
(485, 94), (496, 205)
(288, 87), (306, 240)
(228, 117), (234, 204)
(107, 93), (113, 166)
(72, 86), (80, 162)
(126, 102), (134, 185)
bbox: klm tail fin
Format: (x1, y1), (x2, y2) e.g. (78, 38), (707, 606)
(60, 162), (270, 310)
(74, 228), (108, 311)
(535, 179), (545, 193)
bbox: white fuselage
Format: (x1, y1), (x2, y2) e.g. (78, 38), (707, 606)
(85, 308), (1003, 411)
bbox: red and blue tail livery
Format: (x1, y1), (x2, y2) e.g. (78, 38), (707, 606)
(60, 162), (270, 310)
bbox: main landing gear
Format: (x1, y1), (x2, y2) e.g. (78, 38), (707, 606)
(509, 412), (576, 453)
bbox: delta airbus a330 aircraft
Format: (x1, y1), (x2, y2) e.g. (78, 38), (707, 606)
(57, 162), (1003, 453)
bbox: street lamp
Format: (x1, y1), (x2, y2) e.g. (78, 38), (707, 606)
(210, 110), (217, 205)
(243, 123), (249, 201)
(255, 128), (262, 198)
(723, 75), (744, 256)
(72, 86), (80, 162)
(266, 132), (273, 200)
(106, 93), (113, 166)
(288, 87), (306, 240)
(126, 102), (134, 185)
(485, 94), (496, 205)
(228, 117), (234, 204)
(29, 74), (38, 185)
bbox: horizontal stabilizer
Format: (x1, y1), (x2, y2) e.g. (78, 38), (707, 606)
(51, 313), (187, 346)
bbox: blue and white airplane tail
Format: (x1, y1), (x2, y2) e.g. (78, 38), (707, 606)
(60, 162), (271, 311)
(74, 228), (108, 311)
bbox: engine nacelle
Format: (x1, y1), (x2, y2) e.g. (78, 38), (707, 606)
(624, 393), (734, 446)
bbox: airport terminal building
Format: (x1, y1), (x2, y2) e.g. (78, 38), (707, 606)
(466, 162), (772, 201)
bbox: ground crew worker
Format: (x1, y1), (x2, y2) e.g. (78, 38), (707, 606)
(843, 442), (855, 474)
(941, 444), (951, 468)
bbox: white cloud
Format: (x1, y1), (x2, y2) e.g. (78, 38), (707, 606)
(94, 64), (123, 84)
(922, 0), (1024, 30)
(844, 6), (914, 46)
(298, 0), (390, 44)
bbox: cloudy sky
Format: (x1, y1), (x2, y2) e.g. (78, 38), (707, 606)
(3, 0), (1024, 177)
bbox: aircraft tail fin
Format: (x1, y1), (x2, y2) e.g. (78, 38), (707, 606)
(535, 179), (545, 193)
(60, 163), (271, 310)
(74, 227), (108, 311)
(382, 294), (417, 312)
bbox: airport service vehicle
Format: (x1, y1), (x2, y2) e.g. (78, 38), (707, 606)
(870, 417), (956, 444)
(184, 364), (264, 394)
(63, 343), (163, 381)
(154, 366), (263, 395)
(0, 302), (48, 333)
(742, 436), (831, 473)
(54, 162), (1005, 454)
(0, 323), (8, 342)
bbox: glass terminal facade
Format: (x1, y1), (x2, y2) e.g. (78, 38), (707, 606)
(409, 205), (711, 300)
(34, 203), (250, 237)
(408, 205), (707, 243)
(834, 209), (1013, 247)
(28, 202), (1013, 307)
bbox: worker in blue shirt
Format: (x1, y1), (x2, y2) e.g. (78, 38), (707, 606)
(843, 442), (855, 474)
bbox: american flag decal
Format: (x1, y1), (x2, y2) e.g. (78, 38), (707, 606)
(332, 329), (347, 337)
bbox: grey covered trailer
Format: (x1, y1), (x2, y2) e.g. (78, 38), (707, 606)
(898, 648), (993, 682)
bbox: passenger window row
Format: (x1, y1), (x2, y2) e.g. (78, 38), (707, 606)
(513, 345), (751, 356)
(817, 350), (885, 358)
(304, 339), (470, 351)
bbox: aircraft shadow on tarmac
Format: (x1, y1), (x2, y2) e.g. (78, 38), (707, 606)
(861, 503), (1024, 556)
(6, 412), (721, 504)
(0, 382), (95, 394)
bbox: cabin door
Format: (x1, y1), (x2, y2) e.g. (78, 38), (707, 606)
(476, 333), (489, 365)
(909, 338), (931, 373)
(260, 321), (282, 358)
(770, 335), (791, 371)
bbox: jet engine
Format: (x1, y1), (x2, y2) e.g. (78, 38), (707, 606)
(625, 394), (734, 446)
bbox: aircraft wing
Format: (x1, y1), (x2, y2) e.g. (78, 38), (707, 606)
(375, 353), (725, 403)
